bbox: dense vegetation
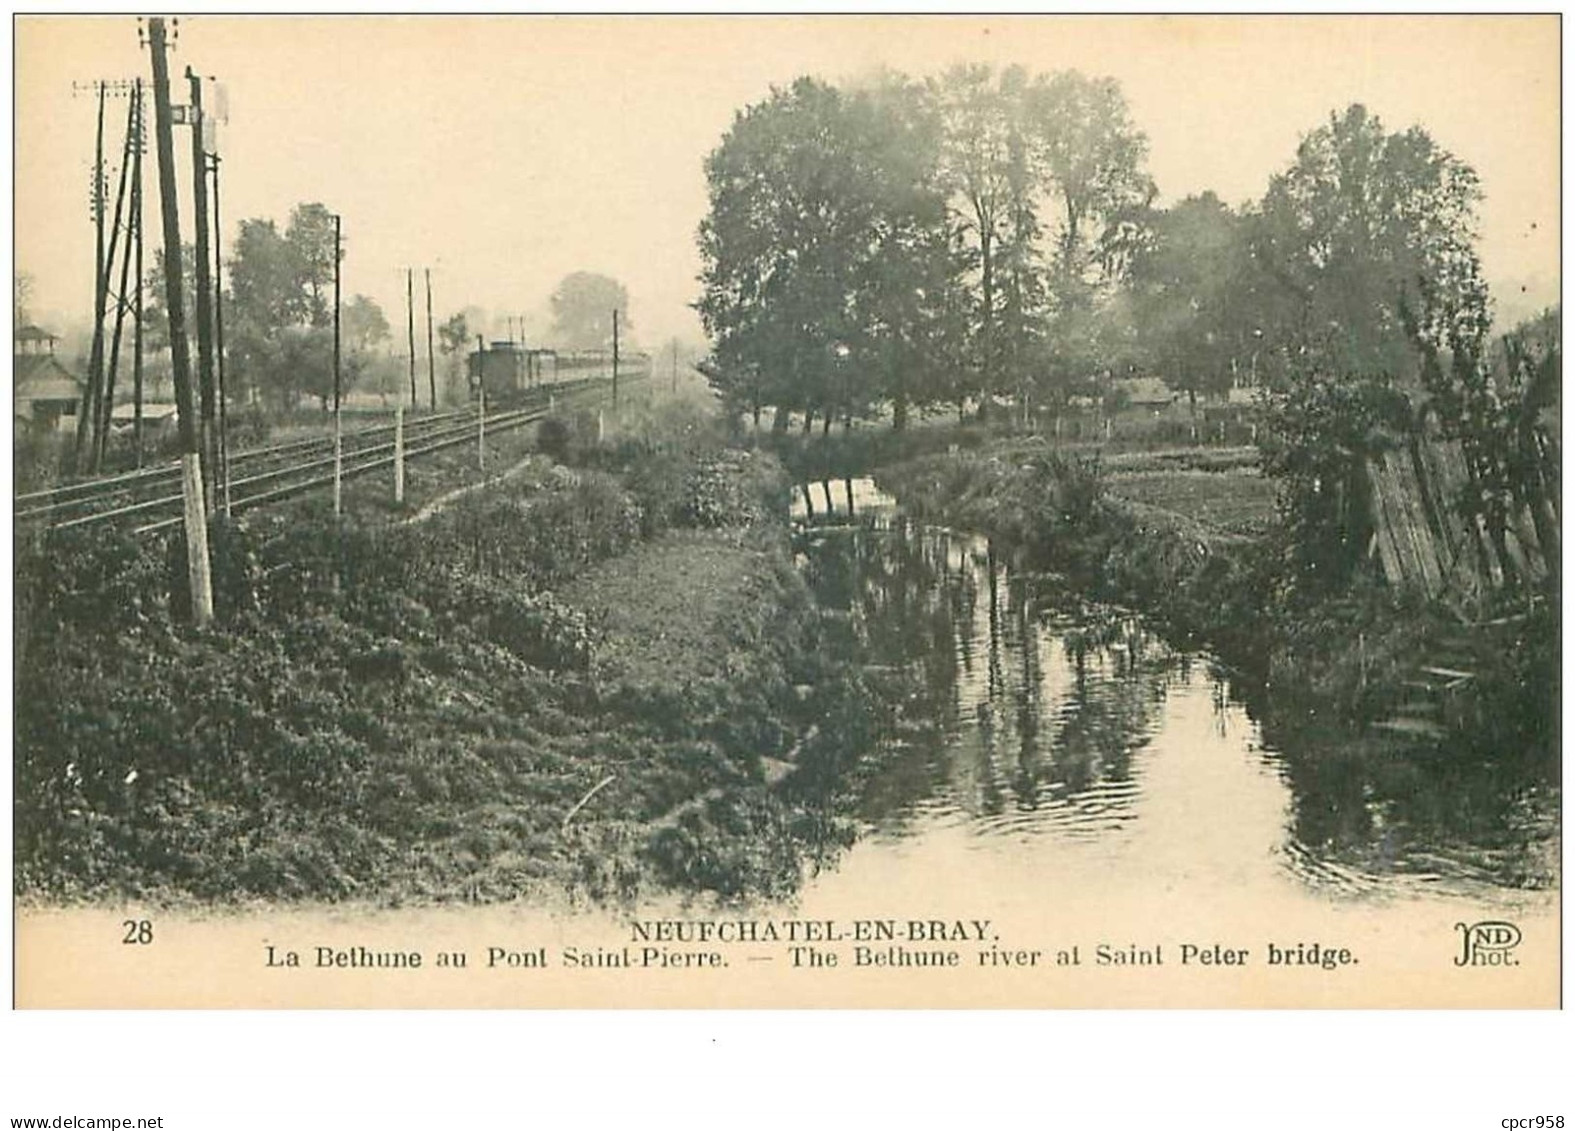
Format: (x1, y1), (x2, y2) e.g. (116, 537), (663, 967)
(14, 410), (876, 906)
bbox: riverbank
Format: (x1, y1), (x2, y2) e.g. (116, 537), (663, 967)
(872, 436), (1559, 808)
(13, 400), (872, 908)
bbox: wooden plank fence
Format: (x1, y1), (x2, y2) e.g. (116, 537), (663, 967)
(1365, 433), (1556, 603)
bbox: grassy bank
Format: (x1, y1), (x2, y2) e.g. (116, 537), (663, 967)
(14, 400), (873, 907)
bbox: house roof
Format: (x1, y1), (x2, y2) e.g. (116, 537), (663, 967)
(1119, 376), (1178, 405)
(14, 324), (59, 344)
(13, 354), (82, 401)
(110, 401), (178, 422)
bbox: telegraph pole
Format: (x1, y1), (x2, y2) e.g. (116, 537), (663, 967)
(95, 92), (139, 470)
(75, 84), (108, 467)
(406, 267), (417, 408)
(187, 67), (218, 507)
(333, 214), (343, 517)
(425, 268), (436, 410)
(148, 16), (212, 626)
(133, 79), (145, 468)
(211, 151), (230, 515)
(611, 308), (620, 409)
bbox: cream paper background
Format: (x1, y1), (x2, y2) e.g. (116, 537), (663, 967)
(4, 12), (1570, 1128)
(6, 5), (1563, 1031)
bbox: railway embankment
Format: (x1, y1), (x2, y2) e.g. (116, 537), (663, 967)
(14, 397), (873, 906)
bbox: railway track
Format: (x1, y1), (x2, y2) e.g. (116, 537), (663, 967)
(16, 378), (608, 536)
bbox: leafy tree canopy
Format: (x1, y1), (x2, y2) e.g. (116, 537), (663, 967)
(549, 272), (630, 351)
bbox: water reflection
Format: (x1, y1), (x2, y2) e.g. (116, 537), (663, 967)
(793, 478), (1556, 905)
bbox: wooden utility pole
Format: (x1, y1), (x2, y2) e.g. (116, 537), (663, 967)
(425, 267), (436, 410)
(333, 214), (343, 517)
(92, 94), (138, 470)
(672, 339), (678, 395)
(611, 307), (620, 409)
(210, 151), (230, 515)
(75, 85), (108, 468)
(406, 267), (417, 407)
(133, 79), (145, 468)
(148, 17), (212, 626)
(187, 68), (218, 506)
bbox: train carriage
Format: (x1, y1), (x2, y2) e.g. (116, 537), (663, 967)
(468, 341), (652, 406)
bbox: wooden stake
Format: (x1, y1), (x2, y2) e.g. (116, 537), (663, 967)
(394, 404), (405, 504)
(425, 268), (436, 410)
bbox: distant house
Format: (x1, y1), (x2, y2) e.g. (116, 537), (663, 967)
(1108, 376), (1184, 412)
(13, 325), (83, 433)
(109, 401), (180, 444)
(1115, 376), (1180, 410)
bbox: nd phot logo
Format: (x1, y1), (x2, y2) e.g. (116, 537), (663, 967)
(1454, 920), (1522, 967)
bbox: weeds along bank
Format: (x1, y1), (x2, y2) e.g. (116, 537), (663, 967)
(874, 439), (1559, 787)
(14, 409), (877, 906)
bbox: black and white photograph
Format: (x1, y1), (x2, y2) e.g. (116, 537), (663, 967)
(10, 13), (1561, 1024)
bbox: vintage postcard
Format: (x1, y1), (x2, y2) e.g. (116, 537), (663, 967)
(11, 13), (1560, 1010)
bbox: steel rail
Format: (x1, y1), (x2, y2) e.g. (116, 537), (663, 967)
(16, 406), (475, 508)
(23, 375), (613, 533)
(133, 404), (552, 535)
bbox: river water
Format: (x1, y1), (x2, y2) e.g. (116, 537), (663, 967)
(787, 478), (1559, 924)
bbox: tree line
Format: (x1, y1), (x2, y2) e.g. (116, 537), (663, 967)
(142, 207), (638, 413)
(695, 66), (1500, 433)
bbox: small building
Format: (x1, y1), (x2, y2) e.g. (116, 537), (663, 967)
(13, 325), (83, 433)
(109, 401), (180, 443)
(1116, 376), (1181, 410)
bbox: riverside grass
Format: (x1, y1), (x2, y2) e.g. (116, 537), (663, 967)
(14, 419), (868, 908)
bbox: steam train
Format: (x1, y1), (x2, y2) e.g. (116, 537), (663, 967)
(467, 341), (652, 405)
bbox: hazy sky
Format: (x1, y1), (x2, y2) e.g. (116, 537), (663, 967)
(12, 14), (1560, 350)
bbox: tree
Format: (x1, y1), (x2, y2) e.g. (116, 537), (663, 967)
(142, 243), (198, 357)
(549, 272), (629, 351)
(929, 64), (1047, 411)
(930, 65), (1011, 407)
(286, 202), (339, 329)
(1031, 71), (1155, 407)
(926, 67), (1154, 415)
(1128, 192), (1252, 408)
(1251, 103), (1487, 387)
(1033, 72), (1155, 301)
(1254, 106), (1501, 593)
(342, 294), (390, 355)
(437, 310), (472, 403)
(14, 270), (33, 325)
(698, 75), (955, 432)
(698, 77), (863, 430)
(341, 294), (392, 397)
(224, 202), (345, 408)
